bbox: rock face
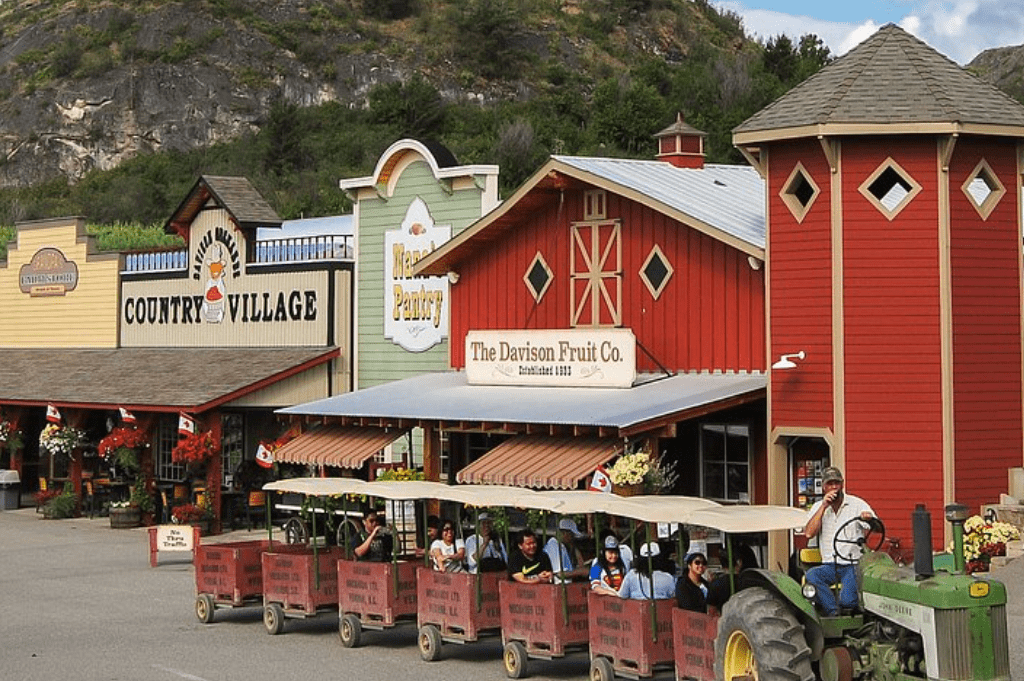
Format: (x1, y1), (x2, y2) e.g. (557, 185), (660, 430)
(0, 2), (423, 188)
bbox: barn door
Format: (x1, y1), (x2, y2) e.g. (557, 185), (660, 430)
(570, 220), (622, 326)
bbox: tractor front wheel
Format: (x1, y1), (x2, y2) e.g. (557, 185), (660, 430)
(714, 587), (814, 681)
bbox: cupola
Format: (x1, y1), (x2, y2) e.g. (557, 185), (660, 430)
(654, 112), (707, 169)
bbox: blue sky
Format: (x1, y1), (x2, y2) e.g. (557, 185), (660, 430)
(718, 0), (1024, 64)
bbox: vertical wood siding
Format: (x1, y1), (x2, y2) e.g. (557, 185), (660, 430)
(841, 137), (944, 536)
(768, 140), (834, 429)
(449, 190), (765, 373)
(948, 138), (1023, 513)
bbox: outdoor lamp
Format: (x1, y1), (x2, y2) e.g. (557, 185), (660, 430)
(772, 351), (805, 370)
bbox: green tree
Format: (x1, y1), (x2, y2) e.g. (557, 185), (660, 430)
(368, 74), (446, 139)
(592, 77), (667, 155)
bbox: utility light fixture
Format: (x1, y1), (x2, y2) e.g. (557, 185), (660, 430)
(772, 351), (805, 370)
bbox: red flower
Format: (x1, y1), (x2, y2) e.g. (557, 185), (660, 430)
(172, 430), (218, 464)
(98, 426), (148, 458)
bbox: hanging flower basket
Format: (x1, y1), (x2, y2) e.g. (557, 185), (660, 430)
(614, 482), (645, 497)
(98, 426), (149, 474)
(39, 424), (88, 458)
(171, 430), (218, 465)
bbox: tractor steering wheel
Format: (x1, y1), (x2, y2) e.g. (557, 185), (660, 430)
(832, 515), (886, 564)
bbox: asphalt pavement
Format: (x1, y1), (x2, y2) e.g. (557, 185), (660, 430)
(1, 506), (1021, 681)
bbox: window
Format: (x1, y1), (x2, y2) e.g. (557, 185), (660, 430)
(858, 158), (922, 220)
(570, 220), (622, 327)
(780, 162), (820, 222)
(221, 413), (243, 487)
(640, 244), (673, 300)
(155, 416), (185, 482)
(700, 424), (750, 502)
(523, 252), (553, 303)
(961, 159), (1005, 220)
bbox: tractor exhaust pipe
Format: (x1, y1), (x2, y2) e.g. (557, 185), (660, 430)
(912, 504), (934, 580)
(945, 503), (970, 574)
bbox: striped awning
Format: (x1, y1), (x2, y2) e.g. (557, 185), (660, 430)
(456, 434), (623, 490)
(273, 425), (408, 469)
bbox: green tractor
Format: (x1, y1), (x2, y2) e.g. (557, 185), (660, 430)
(714, 503), (1011, 681)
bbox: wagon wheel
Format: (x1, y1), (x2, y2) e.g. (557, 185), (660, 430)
(264, 603), (286, 635)
(195, 594), (215, 624)
(833, 516), (885, 564)
(337, 519), (360, 551)
(504, 641), (529, 679)
(283, 517), (309, 545)
(418, 624), (443, 662)
(714, 587), (814, 681)
(589, 656), (614, 681)
(339, 613), (362, 648)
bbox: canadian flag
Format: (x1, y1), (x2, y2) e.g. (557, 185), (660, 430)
(178, 412), (195, 436)
(589, 466), (613, 494)
(255, 443), (274, 469)
(119, 407), (137, 424)
(46, 404), (62, 424)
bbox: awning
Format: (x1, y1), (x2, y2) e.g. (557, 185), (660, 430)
(456, 434), (623, 490)
(279, 371), (767, 437)
(273, 425), (409, 469)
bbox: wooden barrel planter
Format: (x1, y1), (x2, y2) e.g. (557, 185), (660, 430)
(109, 507), (142, 529)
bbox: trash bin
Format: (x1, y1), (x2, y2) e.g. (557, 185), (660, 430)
(0, 470), (21, 510)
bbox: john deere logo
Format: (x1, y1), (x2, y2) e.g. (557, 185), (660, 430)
(19, 248), (79, 297)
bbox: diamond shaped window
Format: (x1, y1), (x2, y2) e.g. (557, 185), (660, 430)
(961, 159), (1005, 220)
(523, 252), (553, 303)
(858, 158), (922, 220)
(780, 162), (820, 223)
(640, 245), (673, 300)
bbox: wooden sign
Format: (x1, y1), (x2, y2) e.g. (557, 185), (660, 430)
(148, 525), (201, 567)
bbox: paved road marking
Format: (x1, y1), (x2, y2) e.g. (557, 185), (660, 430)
(152, 665), (211, 681)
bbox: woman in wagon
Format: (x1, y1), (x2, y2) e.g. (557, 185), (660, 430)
(675, 551), (711, 612)
(590, 535), (626, 595)
(430, 520), (467, 572)
(618, 541), (675, 600)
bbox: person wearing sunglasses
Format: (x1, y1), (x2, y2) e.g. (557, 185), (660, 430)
(430, 521), (466, 572)
(674, 551), (710, 612)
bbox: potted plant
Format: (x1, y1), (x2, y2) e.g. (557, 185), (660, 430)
(607, 450), (678, 496)
(108, 500), (142, 528)
(39, 424), (88, 459)
(171, 502), (214, 535)
(97, 426), (149, 478)
(171, 430), (218, 466)
(0, 418), (24, 454)
(955, 515), (1021, 573)
(42, 482), (77, 519)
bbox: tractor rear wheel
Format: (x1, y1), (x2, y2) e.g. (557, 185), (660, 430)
(714, 586), (814, 681)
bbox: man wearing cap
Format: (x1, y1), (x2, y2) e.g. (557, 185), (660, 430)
(544, 518), (590, 583)
(465, 513), (508, 573)
(803, 466), (875, 616)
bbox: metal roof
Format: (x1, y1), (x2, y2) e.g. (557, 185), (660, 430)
(278, 371), (766, 433)
(553, 157), (766, 250)
(735, 24), (1024, 141)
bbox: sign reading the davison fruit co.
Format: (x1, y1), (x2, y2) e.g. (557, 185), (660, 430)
(465, 328), (636, 388)
(384, 197), (451, 352)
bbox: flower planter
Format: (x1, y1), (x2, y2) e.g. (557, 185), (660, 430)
(614, 483), (644, 497)
(110, 507), (142, 529)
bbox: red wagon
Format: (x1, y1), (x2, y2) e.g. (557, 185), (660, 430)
(588, 592), (676, 681)
(261, 545), (343, 634)
(194, 539), (305, 623)
(416, 566), (502, 661)
(671, 609), (717, 681)
(337, 558), (419, 647)
(498, 579), (590, 678)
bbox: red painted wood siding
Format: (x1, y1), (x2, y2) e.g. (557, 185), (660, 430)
(949, 138), (1023, 515)
(841, 137), (944, 543)
(448, 190), (766, 373)
(768, 140), (834, 429)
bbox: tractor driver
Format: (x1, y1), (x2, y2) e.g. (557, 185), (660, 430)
(803, 466), (876, 616)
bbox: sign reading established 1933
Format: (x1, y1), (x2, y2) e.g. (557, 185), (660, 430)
(465, 328), (636, 388)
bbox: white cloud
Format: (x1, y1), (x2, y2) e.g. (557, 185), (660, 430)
(722, 0), (1024, 65)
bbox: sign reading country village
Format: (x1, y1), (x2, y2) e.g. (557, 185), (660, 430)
(465, 329), (636, 388)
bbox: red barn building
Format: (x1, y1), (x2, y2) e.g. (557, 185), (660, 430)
(734, 24), (1024, 547)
